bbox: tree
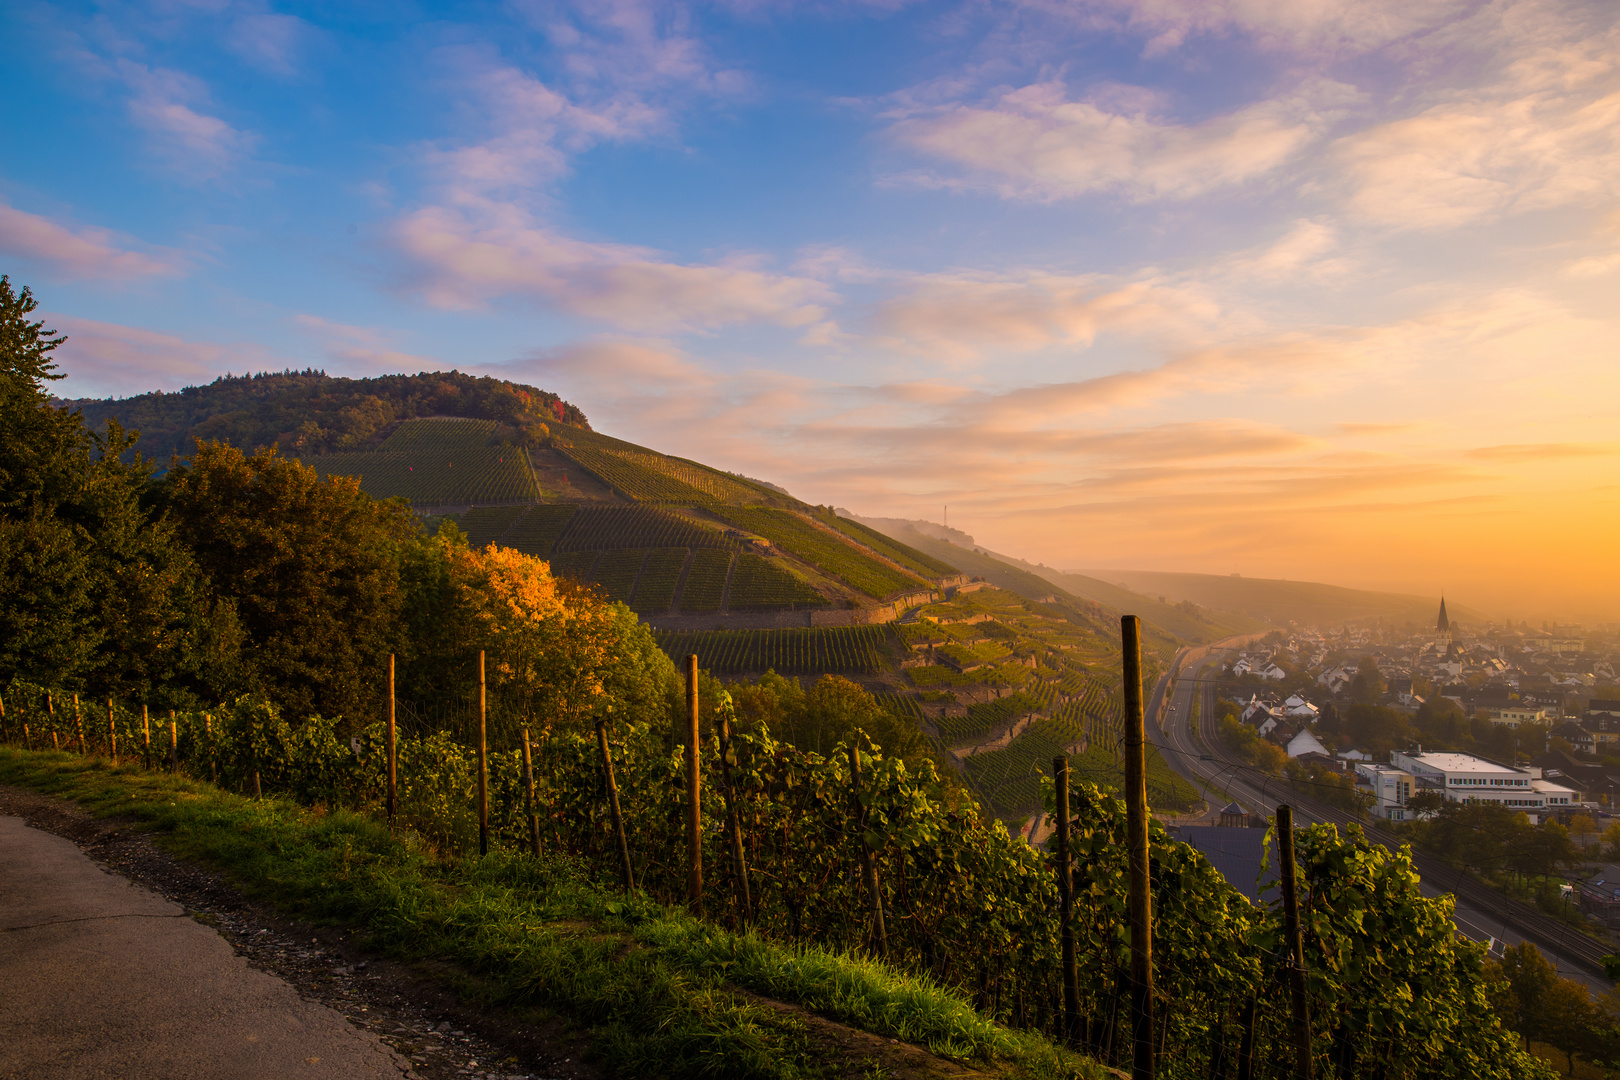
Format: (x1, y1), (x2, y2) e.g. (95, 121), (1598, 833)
(159, 441), (416, 722)
(1342, 703), (1412, 757)
(0, 278), (228, 701)
(1348, 655), (1387, 704)
(445, 541), (679, 743)
(1495, 943), (1607, 1073)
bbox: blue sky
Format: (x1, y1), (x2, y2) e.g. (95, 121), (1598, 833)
(3, 0), (1619, 619)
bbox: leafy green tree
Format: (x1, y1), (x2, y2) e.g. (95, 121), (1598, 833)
(158, 440), (417, 722)
(0, 277), (231, 702)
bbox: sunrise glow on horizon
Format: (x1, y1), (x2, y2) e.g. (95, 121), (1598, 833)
(3, 0), (1617, 622)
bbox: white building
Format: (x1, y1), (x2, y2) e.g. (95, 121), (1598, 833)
(1355, 762), (1415, 822)
(1390, 751), (1549, 820)
(1282, 694), (1319, 721)
(1532, 778), (1579, 811)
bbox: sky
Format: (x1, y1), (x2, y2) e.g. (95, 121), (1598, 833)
(2, 0), (1618, 623)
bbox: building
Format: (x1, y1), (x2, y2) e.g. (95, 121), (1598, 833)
(1582, 712), (1620, 753)
(1589, 699), (1620, 719)
(1532, 777), (1579, 811)
(1577, 864), (1620, 928)
(1174, 826), (1279, 905)
(1487, 706), (1549, 727)
(1549, 721), (1595, 755)
(1355, 762), (1415, 822)
(1389, 751), (1549, 819)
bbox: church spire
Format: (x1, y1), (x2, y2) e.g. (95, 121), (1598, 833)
(1436, 596), (1450, 634)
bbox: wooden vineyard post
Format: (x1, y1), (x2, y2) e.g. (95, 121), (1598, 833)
(205, 714), (217, 783)
(74, 695), (86, 755)
(717, 708), (752, 926)
(477, 650), (489, 857)
(23, 724), (31, 750)
(47, 691), (54, 748)
(52, 731), (60, 751)
(1120, 615), (1154, 1080)
(1054, 755), (1080, 1048)
(142, 705), (150, 770)
(1278, 804), (1313, 1080)
(168, 712), (178, 774)
(685, 654), (702, 917)
(107, 698), (117, 765)
(521, 726), (541, 858)
(250, 711), (261, 798)
(1235, 996), (1257, 1080)
(387, 654), (398, 825)
(597, 718), (635, 891)
(849, 743), (888, 958)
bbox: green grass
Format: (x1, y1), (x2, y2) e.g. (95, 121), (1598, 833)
(0, 749), (1103, 1080)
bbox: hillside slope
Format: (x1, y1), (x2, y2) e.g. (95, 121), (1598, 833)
(851, 515), (1258, 651)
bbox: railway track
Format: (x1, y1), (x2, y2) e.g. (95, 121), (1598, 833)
(1157, 667), (1615, 981)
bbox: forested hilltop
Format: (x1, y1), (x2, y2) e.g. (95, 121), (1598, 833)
(62, 369), (588, 462)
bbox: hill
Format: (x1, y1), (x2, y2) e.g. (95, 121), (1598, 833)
(71, 374), (1206, 825)
(851, 515), (1264, 646)
(1079, 569), (1492, 628)
(62, 370), (587, 462)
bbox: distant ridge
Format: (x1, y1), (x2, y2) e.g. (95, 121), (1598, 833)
(63, 370), (587, 463)
(1077, 569), (1493, 628)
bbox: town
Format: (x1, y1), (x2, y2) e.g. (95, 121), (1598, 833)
(1202, 600), (1620, 929)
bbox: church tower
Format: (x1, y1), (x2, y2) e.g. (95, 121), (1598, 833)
(1436, 596), (1454, 658)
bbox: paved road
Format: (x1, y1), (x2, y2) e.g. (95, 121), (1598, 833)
(1151, 653), (1613, 994)
(0, 814), (410, 1080)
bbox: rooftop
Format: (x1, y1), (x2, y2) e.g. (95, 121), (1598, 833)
(1400, 751), (1528, 776)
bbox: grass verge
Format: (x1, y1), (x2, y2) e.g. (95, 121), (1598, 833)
(0, 748), (1103, 1080)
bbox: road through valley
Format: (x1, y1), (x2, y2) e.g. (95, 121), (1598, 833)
(1147, 652), (1613, 995)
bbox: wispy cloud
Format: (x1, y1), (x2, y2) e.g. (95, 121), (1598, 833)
(118, 61), (257, 180)
(393, 202), (835, 331)
(887, 77), (1357, 201)
(1038, 0), (1469, 56)
(1327, 4), (1620, 228)
(0, 202), (184, 281)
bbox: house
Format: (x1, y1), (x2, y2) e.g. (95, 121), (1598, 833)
(1284, 728), (1330, 759)
(1355, 762), (1415, 822)
(1529, 749), (1620, 807)
(1282, 694), (1319, 721)
(1582, 712), (1620, 753)
(1217, 801), (1247, 828)
(1256, 661), (1288, 681)
(1549, 721), (1595, 755)
(1577, 864), (1620, 928)
(1390, 750), (1550, 821)
(1486, 706), (1548, 728)
(1589, 699), (1620, 719)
